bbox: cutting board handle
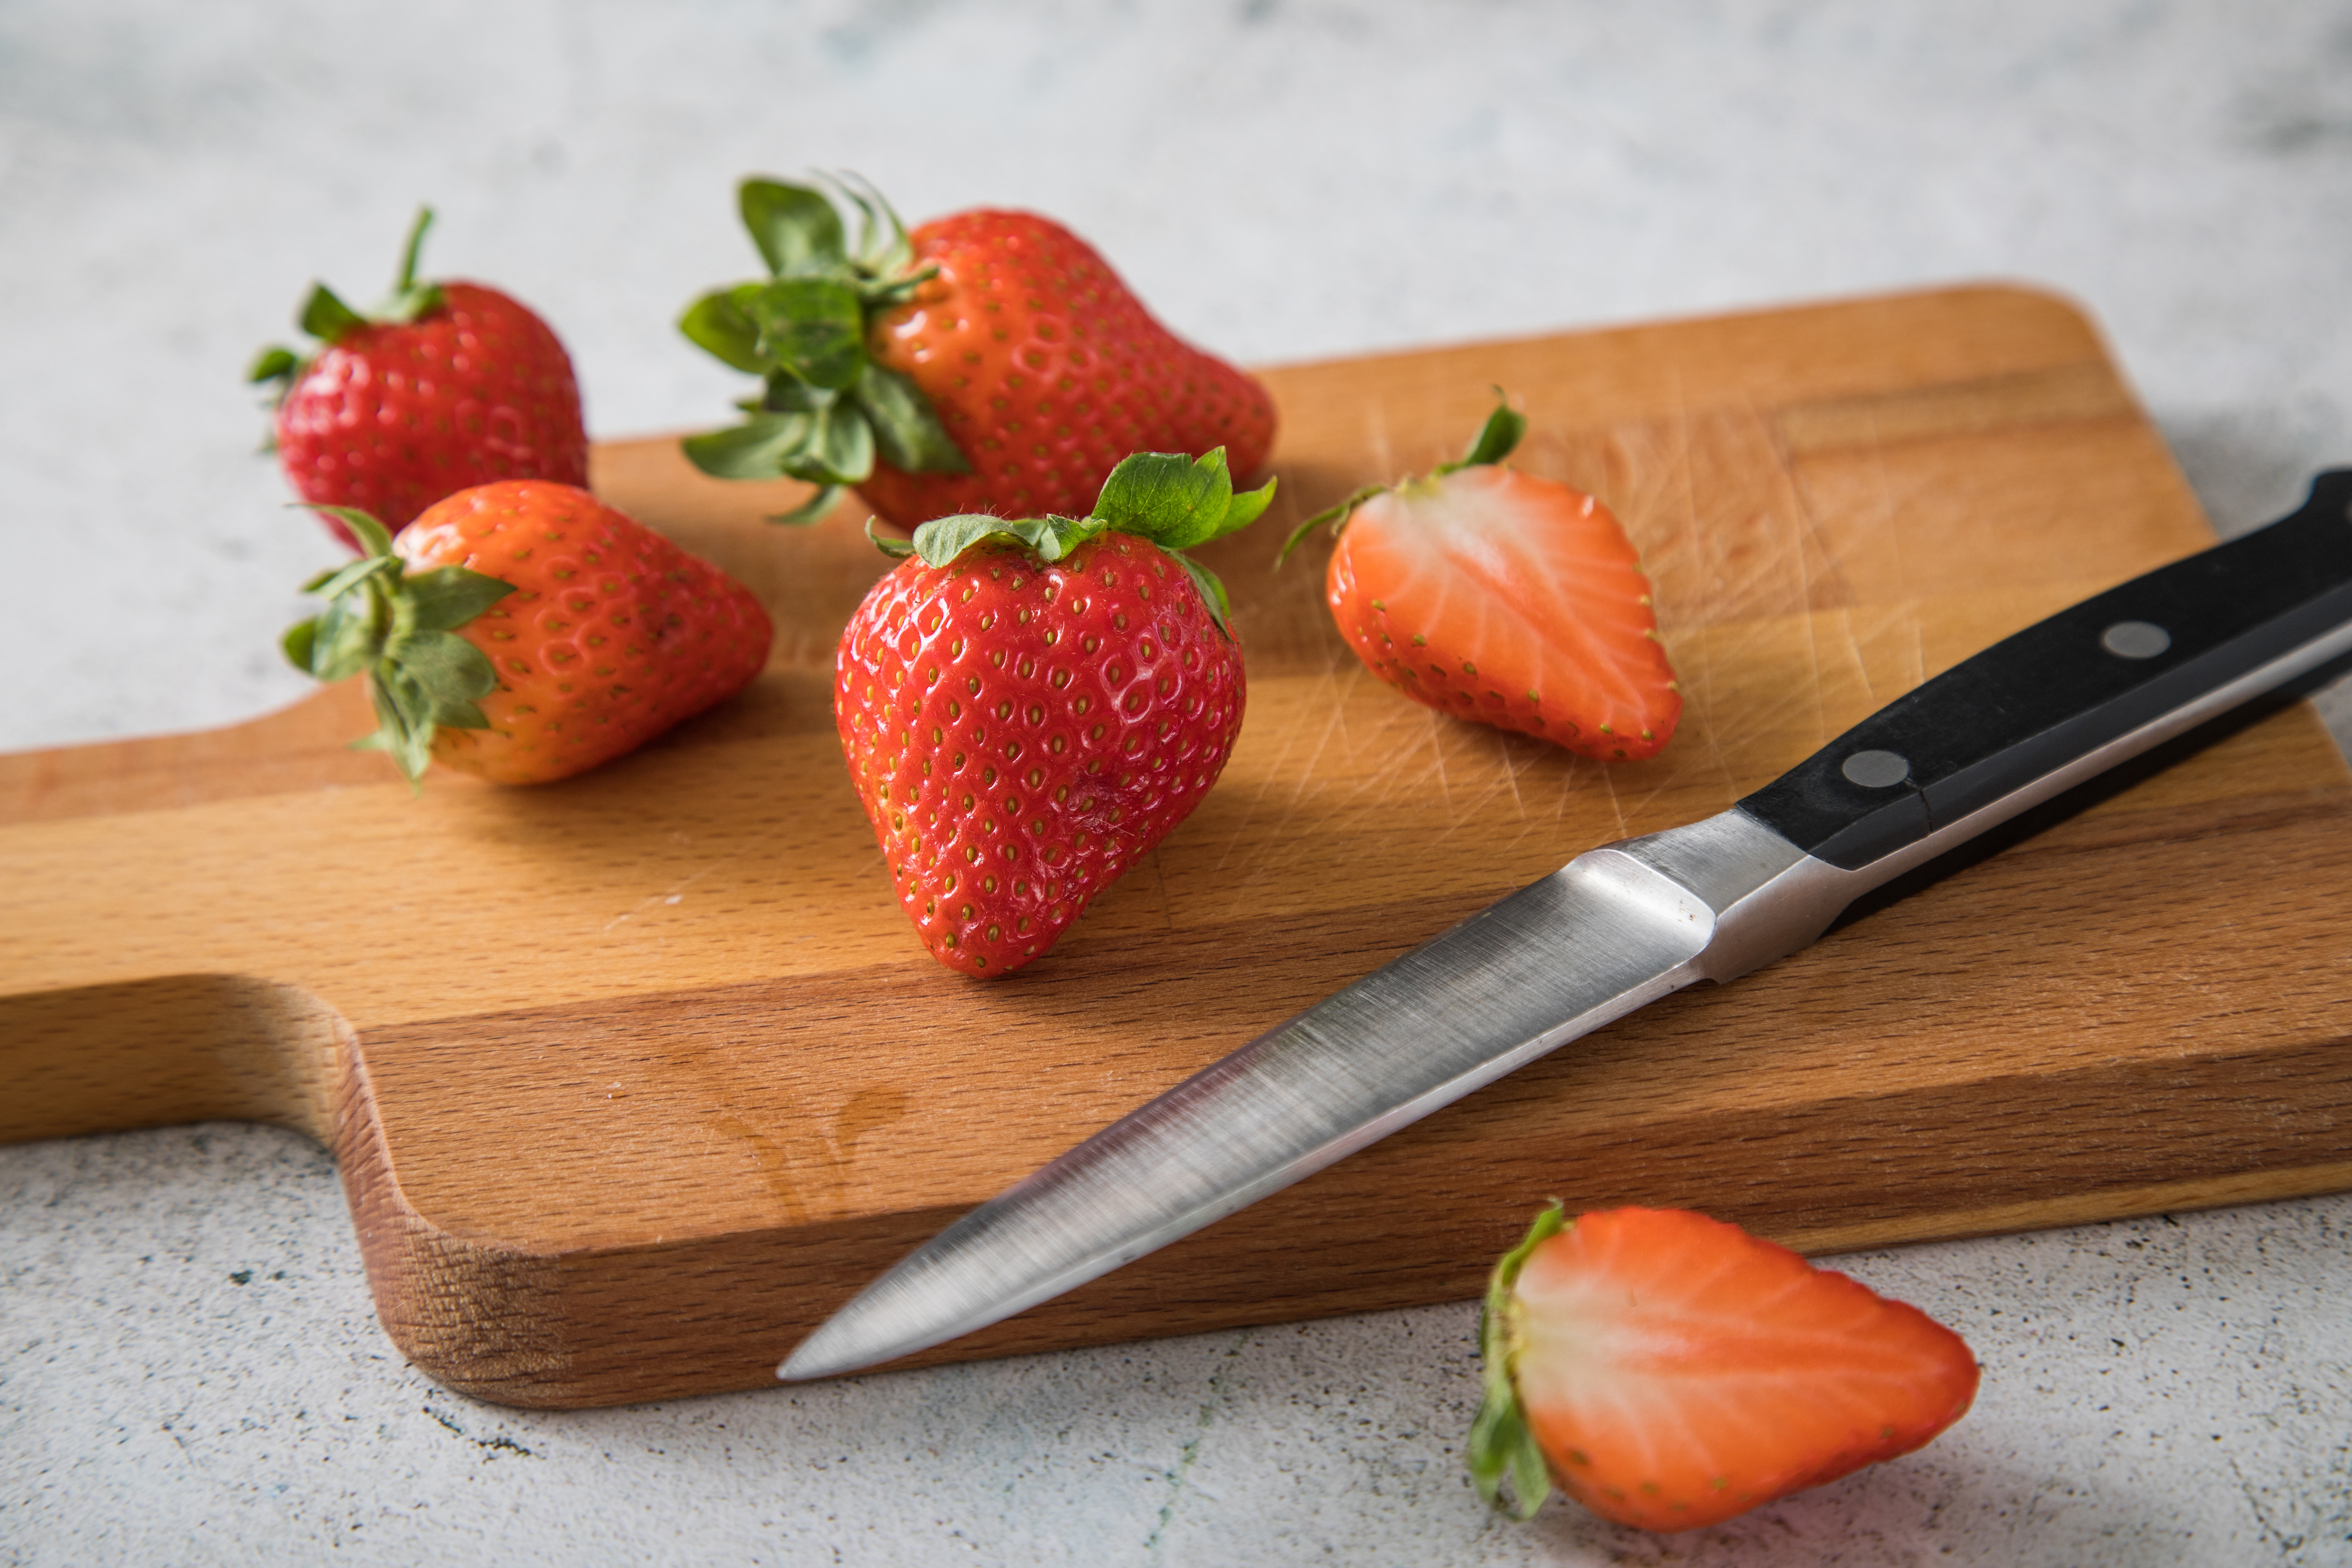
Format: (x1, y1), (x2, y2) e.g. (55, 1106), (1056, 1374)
(0, 976), (345, 1146)
(1743, 470), (2352, 870)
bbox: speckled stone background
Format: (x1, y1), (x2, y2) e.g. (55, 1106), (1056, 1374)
(4, 3), (2350, 1563)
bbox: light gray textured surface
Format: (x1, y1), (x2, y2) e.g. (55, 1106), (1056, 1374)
(4, 3), (2350, 1563)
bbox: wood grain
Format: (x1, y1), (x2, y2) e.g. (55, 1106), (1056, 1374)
(5, 284), (2348, 1408)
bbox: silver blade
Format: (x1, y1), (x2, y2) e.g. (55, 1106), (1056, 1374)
(781, 807), (1838, 1381)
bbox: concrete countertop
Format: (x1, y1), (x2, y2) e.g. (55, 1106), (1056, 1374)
(5, 4), (2349, 1563)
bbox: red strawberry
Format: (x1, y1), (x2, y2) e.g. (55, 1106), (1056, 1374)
(252, 209), (589, 550)
(283, 481), (772, 785)
(835, 449), (1272, 976)
(1286, 398), (1680, 761)
(678, 176), (1275, 528)
(1469, 1205), (1980, 1531)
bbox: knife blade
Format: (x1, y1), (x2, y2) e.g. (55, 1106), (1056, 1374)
(781, 470), (2352, 1383)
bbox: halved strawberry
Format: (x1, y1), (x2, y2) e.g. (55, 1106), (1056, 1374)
(1469, 1205), (1980, 1530)
(1287, 398), (1679, 760)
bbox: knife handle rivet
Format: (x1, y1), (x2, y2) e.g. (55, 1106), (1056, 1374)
(2100, 620), (2172, 659)
(1841, 749), (1911, 788)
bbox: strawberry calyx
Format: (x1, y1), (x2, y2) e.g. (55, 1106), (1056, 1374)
(1278, 391), (1530, 563)
(1466, 1201), (1569, 1520)
(679, 174), (971, 524)
(247, 207), (449, 408)
(281, 505), (515, 786)
(866, 447), (1275, 636)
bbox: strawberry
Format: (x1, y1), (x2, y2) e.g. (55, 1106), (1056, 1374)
(1285, 398), (1680, 761)
(679, 175), (1276, 528)
(835, 448), (1274, 976)
(283, 481), (772, 785)
(251, 209), (590, 550)
(1469, 1205), (1980, 1531)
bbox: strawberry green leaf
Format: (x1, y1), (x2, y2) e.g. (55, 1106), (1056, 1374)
(298, 505), (395, 558)
(405, 566), (515, 632)
(304, 598), (380, 682)
(281, 618), (319, 673)
(1206, 470), (1277, 541)
(1445, 395), (1528, 472)
(907, 512), (1110, 568)
(1093, 449), (1232, 548)
(1090, 448), (1279, 552)
(298, 284), (367, 345)
(865, 517), (918, 558)
(767, 485), (841, 526)
(740, 179), (849, 277)
(803, 399), (876, 483)
(306, 552), (401, 603)
(391, 628), (499, 716)
(831, 170), (916, 277)
(678, 290), (767, 375)
(1170, 551), (1235, 640)
(746, 278), (867, 391)
(854, 361), (970, 474)
(760, 374), (835, 414)
(682, 413), (817, 480)
(247, 345), (300, 388)
(1468, 1202), (1571, 1520)
(366, 670), (438, 785)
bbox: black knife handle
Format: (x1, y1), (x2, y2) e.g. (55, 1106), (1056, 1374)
(1739, 471), (2352, 872)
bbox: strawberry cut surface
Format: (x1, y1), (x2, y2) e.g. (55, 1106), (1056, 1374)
(1326, 465), (1679, 760)
(1475, 1206), (1980, 1531)
(836, 533), (1245, 977)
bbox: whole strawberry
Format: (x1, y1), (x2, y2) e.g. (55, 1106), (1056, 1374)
(836, 449), (1274, 976)
(1286, 397), (1681, 761)
(679, 176), (1276, 528)
(1470, 1205), (1980, 1530)
(283, 481), (772, 785)
(252, 209), (590, 550)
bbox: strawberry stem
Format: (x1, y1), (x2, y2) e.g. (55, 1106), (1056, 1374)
(1467, 1201), (1570, 1520)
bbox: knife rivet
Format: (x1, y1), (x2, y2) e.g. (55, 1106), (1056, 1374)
(2100, 620), (2171, 659)
(1841, 749), (1911, 788)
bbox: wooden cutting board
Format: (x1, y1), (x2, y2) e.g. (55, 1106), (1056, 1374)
(7, 285), (2350, 1410)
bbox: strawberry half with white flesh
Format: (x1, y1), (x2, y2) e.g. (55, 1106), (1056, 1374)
(1287, 397), (1680, 760)
(1469, 1205), (1980, 1530)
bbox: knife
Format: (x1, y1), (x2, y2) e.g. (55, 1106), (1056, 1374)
(781, 470), (2352, 1383)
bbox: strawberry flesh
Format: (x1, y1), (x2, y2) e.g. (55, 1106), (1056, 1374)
(1327, 465), (1679, 760)
(1475, 1206), (1979, 1530)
